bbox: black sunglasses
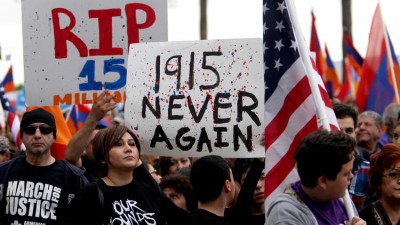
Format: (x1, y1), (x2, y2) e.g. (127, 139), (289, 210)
(24, 126), (54, 135)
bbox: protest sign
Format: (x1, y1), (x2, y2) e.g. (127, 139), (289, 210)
(125, 39), (264, 158)
(22, 0), (167, 106)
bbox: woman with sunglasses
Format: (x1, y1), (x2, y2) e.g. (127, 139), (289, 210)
(66, 125), (189, 225)
(359, 143), (400, 225)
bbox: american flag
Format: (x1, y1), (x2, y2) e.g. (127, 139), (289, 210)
(0, 86), (25, 150)
(263, 0), (338, 209)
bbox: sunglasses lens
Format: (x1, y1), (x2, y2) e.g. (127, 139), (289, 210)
(24, 127), (37, 135)
(24, 126), (53, 135)
(39, 127), (53, 134)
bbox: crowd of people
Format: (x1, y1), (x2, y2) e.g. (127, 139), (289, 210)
(0, 90), (400, 225)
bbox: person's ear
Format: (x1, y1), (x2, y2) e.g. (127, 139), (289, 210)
(4, 151), (10, 161)
(224, 180), (233, 193)
(317, 175), (329, 190)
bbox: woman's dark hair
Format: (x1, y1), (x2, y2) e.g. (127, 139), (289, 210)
(92, 125), (140, 164)
(232, 158), (253, 185)
(159, 156), (173, 177)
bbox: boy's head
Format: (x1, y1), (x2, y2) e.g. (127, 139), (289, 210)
(295, 130), (355, 188)
(190, 155), (234, 204)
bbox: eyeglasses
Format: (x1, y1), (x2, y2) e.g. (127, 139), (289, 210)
(24, 126), (53, 135)
(382, 172), (400, 181)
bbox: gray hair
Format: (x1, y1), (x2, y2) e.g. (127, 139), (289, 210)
(0, 136), (10, 153)
(359, 111), (383, 129)
(382, 103), (400, 127)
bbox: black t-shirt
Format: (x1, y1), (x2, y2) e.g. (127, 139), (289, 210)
(191, 209), (229, 225)
(81, 155), (107, 182)
(359, 201), (400, 225)
(67, 179), (166, 225)
(2, 158), (69, 225)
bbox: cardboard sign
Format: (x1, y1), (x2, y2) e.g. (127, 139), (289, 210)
(22, 0), (167, 106)
(125, 39), (264, 158)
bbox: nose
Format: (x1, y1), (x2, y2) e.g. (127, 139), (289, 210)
(255, 180), (262, 190)
(358, 123), (367, 130)
(177, 161), (184, 170)
(124, 143), (133, 152)
(349, 171), (354, 180)
(33, 128), (42, 137)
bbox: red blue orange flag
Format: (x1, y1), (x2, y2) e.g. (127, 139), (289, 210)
(356, 4), (400, 114)
(338, 32), (363, 102)
(66, 104), (111, 136)
(2, 66), (16, 93)
(338, 59), (357, 102)
(27, 105), (72, 159)
(343, 31), (364, 76)
(324, 45), (341, 96)
(310, 11), (327, 82)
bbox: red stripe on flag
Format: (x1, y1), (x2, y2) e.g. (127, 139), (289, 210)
(319, 85), (332, 106)
(265, 76), (311, 149)
(264, 115), (318, 198)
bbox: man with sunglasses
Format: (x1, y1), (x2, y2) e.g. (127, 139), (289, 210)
(0, 108), (88, 225)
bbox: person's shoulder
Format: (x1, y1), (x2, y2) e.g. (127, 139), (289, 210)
(60, 159), (86, 176)
(190, 209), (227, 225)
(75, 181), (98, 195)
(58, 159), (90, 186)
(358, 202), (374, 217)
(267, 192), (304, 213)
(0, 156), (24, 172)
(358, 202), (378, 225)
(133, 179), (161, 195)
(266, 190), (316, 225)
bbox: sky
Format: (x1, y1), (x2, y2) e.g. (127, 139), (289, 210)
(0, 0), (399, 85)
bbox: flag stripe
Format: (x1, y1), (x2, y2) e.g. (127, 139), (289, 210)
(265, 76), (310, 148)
(265, 114), (317, 197)
(0, 86), (25, 150)
(264, 59), (305, 125)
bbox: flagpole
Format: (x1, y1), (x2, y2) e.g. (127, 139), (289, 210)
(286, 0), (355, 219)
(379, 4), (400, 103)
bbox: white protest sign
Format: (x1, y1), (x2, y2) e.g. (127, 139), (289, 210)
(22, 0), (167, 106)
(125, 39), (264, 158)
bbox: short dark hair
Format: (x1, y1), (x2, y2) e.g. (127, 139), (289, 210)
(294, 130), (355, 187)
(160, 174), (197, 212)
(333, 103), (358, 128)
(190, 155), (231, 203)
(369, 143), (400, 198)
(159, 156), (173, 177)
(92, 125), (140, 164)
(232, 158), (253, 184)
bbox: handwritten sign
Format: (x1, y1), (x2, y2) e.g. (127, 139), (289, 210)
(22, 0), (167, 106)
(125, 39), (264, 158)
